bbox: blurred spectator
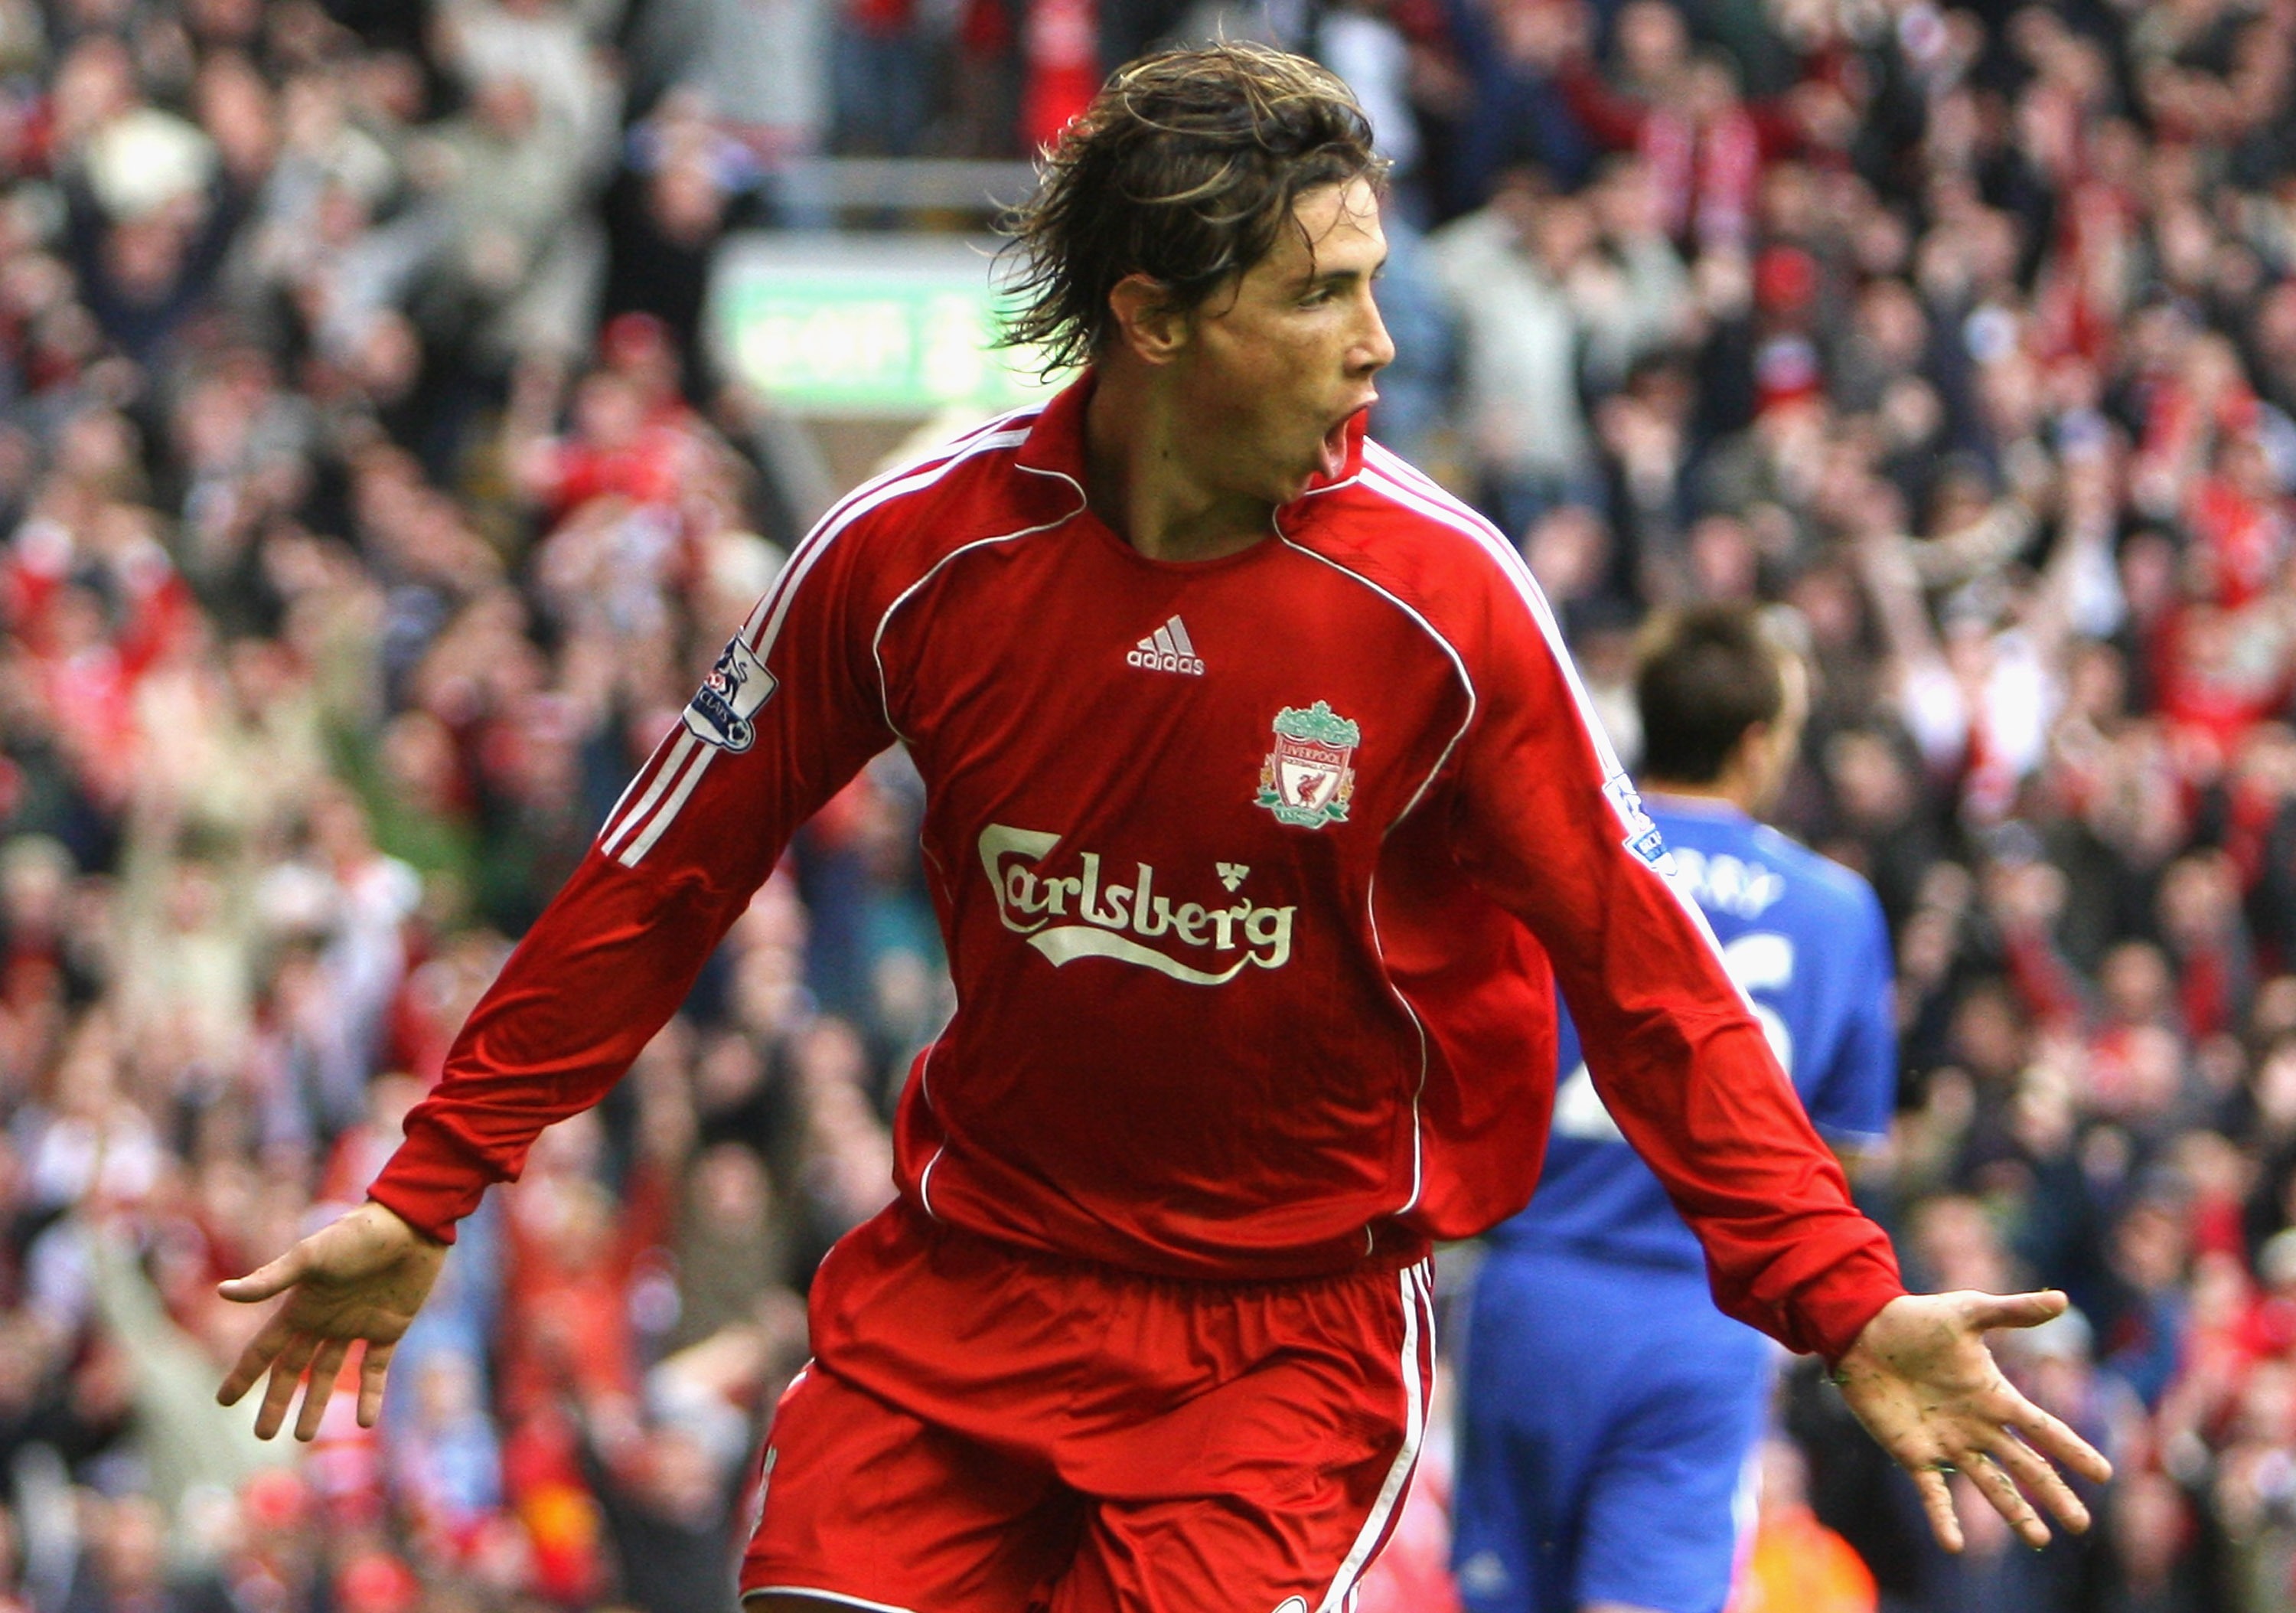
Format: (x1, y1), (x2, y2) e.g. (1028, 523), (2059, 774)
(1430, 168), (1674, 537)
(1729, 1437), (1877, 1613)
(56, 1496), (231, 1613)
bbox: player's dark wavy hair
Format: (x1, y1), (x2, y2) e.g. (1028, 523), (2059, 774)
(996, 44), (1387, 375)
(1636, 606), (1791, 785)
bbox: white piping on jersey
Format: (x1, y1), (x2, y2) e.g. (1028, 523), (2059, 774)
(1360, 870), (1425, 1216)
(869, 485), (1089, 743)
(1287, 455), (1367, 501)
(742, 1590), (921, 1613)
(916, 1143), (945, 1220)
(859, 446), (1085, 1226)
(753, 416), (1042, 667)
(602, 410), (1035, 860)
(911, 1011), (948, 1218)
(1317, 1259), (1433, 1613)
(739, 403), (1049, 648)
(911, 837), (962, 1073)
(1361, 449), (1626, 773)
(1354, 448), (1747, 996)
(1272, 535), (1476, 1219)
(1270, 537), (1477, 832)
(599, 411), (1043, 867)
(1013, 459), (1087, 508)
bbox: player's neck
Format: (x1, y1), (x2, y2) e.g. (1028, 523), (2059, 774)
(1084, 364), (1274, 563)
(1644, 724), (1785, 817)
(1640, 775), (1757, 815)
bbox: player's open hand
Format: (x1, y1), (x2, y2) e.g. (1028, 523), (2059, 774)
(1831, 1290), (2113, 1553)
(216, 1200), (447, 1442)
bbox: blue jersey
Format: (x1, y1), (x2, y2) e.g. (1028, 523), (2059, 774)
(1490, 796), (1897, 1271)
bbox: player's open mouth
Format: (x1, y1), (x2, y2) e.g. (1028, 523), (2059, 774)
(1317, 404), (1371, 479)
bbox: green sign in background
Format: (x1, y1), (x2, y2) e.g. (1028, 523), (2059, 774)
(712, 237), (1062, 415)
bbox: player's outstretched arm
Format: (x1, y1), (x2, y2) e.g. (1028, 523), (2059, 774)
(1831, 1288), (2113, 1553)
(215, 1200), (447, 1442)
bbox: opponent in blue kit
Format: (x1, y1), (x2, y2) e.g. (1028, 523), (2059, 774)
(1453, 606), (1899, 1613)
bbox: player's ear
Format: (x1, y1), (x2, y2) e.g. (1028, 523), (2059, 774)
(1731, 718), (1770, 774)
(1107, 275), (1191, 365)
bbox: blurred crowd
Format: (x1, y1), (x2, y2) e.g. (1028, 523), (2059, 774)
(0, 0), (2291, 1610)
(1386, 0), (2296, 1608)
(0, 3), (947, 1613)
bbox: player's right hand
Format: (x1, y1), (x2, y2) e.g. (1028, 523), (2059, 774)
(1831, 1288), (2114, 1553)
(215, 1200), (447, 1442)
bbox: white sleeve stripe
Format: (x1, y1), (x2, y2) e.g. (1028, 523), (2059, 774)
(1358, 458), (1626, 777)
(595, 755), (650, 844)
(598, 730), (696, 855)
(748, 428), (1035, 666)
(1355, 465), (1745, 983)
(1362, 437), (1489, 512)
(615, 736), (716, 867)
(740, 414), (1042, 648)
(1359, 462), (1642, 809)
(611, 418), (1039, 870)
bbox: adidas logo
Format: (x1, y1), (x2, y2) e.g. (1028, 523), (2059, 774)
(1127, 614), (1205, 676)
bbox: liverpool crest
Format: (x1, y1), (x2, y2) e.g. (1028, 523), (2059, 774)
(1257, 701), (1360, 829)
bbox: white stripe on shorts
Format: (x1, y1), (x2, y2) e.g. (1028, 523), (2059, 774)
(1317, 1259), (1436, 1611)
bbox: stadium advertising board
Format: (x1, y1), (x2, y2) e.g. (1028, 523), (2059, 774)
(711, 234), (1059, 416)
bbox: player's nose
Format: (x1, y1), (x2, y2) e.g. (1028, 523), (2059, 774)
(1352, 294), (1396, 377)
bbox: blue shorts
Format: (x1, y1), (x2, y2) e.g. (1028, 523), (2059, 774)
(1451, 1244), (1770, 1613)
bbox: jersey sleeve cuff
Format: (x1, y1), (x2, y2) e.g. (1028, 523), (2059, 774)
(366, 1118), (497, 1245)
(1804, 1242), (1907, 1367)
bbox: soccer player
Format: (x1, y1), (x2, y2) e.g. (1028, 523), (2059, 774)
(216, 46), (2106, 1613)
(1451, 606), (1898, 1613)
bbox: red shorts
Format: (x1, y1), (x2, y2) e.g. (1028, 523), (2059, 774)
(740, 1203), (1436, 1613)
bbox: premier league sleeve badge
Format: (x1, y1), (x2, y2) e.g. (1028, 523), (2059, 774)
(683, 635), (778, 753)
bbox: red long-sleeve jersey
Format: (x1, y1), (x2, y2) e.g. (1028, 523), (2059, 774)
(369, 377), (1903, 1360)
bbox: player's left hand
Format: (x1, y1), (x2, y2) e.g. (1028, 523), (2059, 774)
(1831, 1289), (2114, 1553)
